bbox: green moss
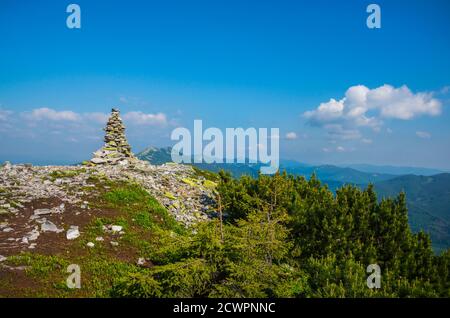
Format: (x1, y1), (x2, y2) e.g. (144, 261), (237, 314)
(164, 192), (176, 200)
(203, 180), (217, 190)
(7, 253), (70, 279)
(49, 169), (86, 180)
(181, 178), (197, 187)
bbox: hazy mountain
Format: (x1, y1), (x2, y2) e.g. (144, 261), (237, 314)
(282, 164), (396, 185)
(374, 173), (450, 253)
(342, 164), (444, 176)
(136, 147), (395, 184)
(136, 146), (173, 165)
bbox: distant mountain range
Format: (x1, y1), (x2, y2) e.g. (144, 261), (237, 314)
(136, 146), (450, 252)
(374, 174), (450, 253)
(339, 164), (445, 176)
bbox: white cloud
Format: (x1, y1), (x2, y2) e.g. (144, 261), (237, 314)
(24, 107), (80, 121)
(285, 132), (297, 140)
(416, 131), (431, 139)
(324, 124), (362, 140)
(21, 108), (168, 127)
(0, 109), (12, 121)
(370, 85), (441, 120)
(83, 112), (109, 124)
(361, 138), (373, 144)
(304, 98), (345, 124)
(322, 145), (351, 153)
(122, 111), (167, 126)
(304, 84), (441, 140)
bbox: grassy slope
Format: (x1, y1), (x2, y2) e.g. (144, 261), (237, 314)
(0, 179), (188, 297)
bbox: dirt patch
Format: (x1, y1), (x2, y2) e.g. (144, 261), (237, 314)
(0, 196), (121, 257)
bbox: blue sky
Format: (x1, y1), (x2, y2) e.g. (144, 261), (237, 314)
(0, 0), (449, 169)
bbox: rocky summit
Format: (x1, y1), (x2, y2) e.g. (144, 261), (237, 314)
(0, 108), (216, 269)
(90, 108), (136, 166)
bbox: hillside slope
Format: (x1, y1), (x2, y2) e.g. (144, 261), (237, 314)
(374, 173), (450, 252)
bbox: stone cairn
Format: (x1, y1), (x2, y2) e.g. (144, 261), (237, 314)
(90, 108), (136, 165)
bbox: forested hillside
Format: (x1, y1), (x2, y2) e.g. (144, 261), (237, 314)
(111, 171), (450, 297)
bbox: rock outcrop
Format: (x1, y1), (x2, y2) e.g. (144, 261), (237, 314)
(90, 108), (136, 165)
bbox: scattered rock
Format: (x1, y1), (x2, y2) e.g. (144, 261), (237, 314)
(33, 208), (52, 216)
(86, 242), (95, 248)
(103, 224), (124, 234)
(111, 225), (123, 233)
(41, 220), (63, 233)
(95, 236), (104, 241)
(110, 241), (119, 247)
(137, 257), (146, 266)
(0, 255), (6, 262)
(66, 226), (80, 240)
(26, 228), (40, 241)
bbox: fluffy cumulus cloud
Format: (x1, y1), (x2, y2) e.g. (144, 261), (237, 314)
(23, 107), (81, 121)
(83, 112), (109, 124)
(304, 84), (442, 140)
(17, 108), (168, 127)
(122, 111), (167, 126)
(0, 107), (170, 145)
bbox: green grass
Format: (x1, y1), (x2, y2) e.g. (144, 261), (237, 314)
(0, 180), (191, 297)
(49, 169), (86, 180)
(192, 166), (219, 182)
(102, 182), (185, 234)
(6, 253), (70, 279)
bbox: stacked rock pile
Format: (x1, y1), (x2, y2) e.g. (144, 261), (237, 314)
(90, 108), (136, 165)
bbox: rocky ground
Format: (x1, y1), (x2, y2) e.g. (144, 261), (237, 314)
(0, 160), (216, 261)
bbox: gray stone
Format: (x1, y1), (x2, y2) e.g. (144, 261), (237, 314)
(91, 157), (107, 164)
(25, 228), (40, 241)
(41, 220), (63, 233)
(34, 208), (52, 216)
(137, 258), (146, 266)
(111, 225), (123, 233)
(66, 226), (80, 240)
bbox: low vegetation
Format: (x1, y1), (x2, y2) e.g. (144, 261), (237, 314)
(1, 170), (449, 297)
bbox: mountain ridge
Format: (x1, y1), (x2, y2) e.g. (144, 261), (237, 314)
(136, 146), (450, 252)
